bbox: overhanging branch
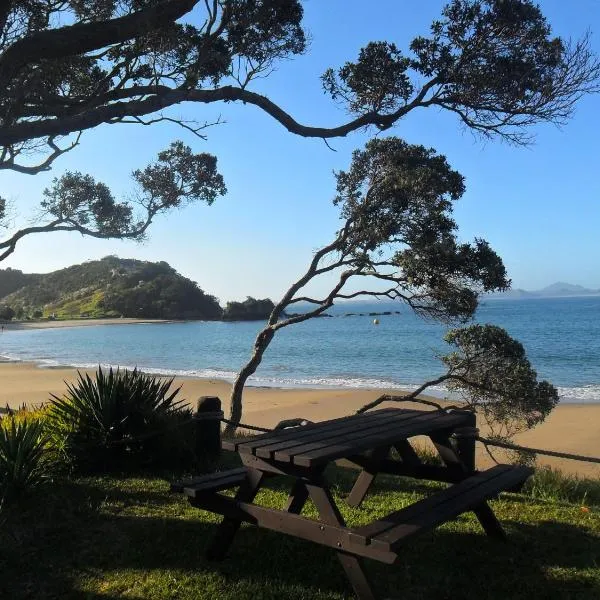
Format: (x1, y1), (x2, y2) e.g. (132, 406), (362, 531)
(0, 0), (200, 86)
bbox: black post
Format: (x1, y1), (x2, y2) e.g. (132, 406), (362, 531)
(195, 396), (223, 467)
(449, 410), (478, 473)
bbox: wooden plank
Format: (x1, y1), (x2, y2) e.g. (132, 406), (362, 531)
(369, 465), (532, 552)
(239, 452), (316, 478)
(350, 465), (513, 545)
(182, 472), (250, 497)
(235, 408), (402, 455)
(256, 409), (418, 460)
(191, 492), (397, 564)
(290, 412), (471, 467)
(234, 408), (400, 454)
(170, 467), (248, 494)
(275, 410), (448, 464)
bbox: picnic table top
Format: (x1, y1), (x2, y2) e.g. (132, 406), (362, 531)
(223, 407), (472, 468)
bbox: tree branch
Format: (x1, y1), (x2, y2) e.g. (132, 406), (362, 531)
(0, 133), (82, 175)
(0, 205), (158, 262)
(355, 372), (455, 414)
(0, 0), (200, 86)
(0, 85), (426, 147)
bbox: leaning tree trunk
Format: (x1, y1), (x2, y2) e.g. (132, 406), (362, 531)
(224, 327), (274, 436)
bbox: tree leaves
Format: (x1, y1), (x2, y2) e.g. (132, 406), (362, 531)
(324, 0), (599, 144)
(333, 137), (508, 322)
(0, 141), (226, 261)
(442, 324), (559, 435)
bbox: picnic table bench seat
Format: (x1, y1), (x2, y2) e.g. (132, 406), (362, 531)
(350, 463), (533, 552)
(171, 467), (249, 496)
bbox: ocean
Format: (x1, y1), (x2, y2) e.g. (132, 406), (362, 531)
(1, 296), (599, 403)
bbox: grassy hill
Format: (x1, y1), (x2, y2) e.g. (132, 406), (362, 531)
(0, 256), (222, 320)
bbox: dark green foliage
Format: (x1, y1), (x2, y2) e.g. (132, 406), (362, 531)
(131, 141), (226, 211)
(38, 140), (225, 240)
(0, 304), (14, 320)
(47, 367), (194, 473)
(41, 172), (134, 236)
(442, 324), (559, 436)
(102, 260), (223, 319)
(223, 297), (275, 321)
(0, 0), (307, 173)
(0, 417), (47, 507)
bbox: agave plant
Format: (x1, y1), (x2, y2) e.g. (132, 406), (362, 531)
(0, 417), (47, 506)
(47, 367), (190, 473)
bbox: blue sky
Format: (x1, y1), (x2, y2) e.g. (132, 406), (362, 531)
(2, 1), (600, 302)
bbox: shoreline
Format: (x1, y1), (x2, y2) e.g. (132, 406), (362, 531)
(1, 361), (599, 477)
(2, 317), (175, 330)
(0, 355), (595, 405)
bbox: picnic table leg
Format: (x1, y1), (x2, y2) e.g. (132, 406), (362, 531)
(347, 445), (391, 508)
(306, 481), (377, 600)
(205, 468), (264, 561)
(473, 502), (507, 540)
(449, 411), (478, 474)
(393, 439), (422, 468)
(285, 479), (309, 514)
(429, 431), (469, 480)
(430, 428), (507, 540)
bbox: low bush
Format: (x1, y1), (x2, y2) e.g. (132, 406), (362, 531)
(522, 465), (600, 507)
(47, 367), (195, 473)
(0, 410), (48, 507)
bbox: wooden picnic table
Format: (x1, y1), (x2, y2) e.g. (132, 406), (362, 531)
(172, 407), (532, 600)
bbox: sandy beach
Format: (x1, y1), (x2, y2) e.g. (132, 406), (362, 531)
(2, 318), (173, 330)
(1, 360), (599, 478)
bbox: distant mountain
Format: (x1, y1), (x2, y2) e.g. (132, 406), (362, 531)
(538, 282), (598, 296)
(0, 256), (222, 320)
(487, 282), (600, 299)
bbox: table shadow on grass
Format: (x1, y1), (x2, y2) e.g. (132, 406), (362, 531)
(2, 477), (599, 600)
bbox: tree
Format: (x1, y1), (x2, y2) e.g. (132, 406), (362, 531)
(225, 138), (559, 435)
(0, 304), (14, 320)
(1, 0), (598, 174)
(222, 297), (275, 321)
(0, 1), (597, 260)
(0, 141), (226, 262)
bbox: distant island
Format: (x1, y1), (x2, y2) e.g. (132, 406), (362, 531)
(0, 256), (274, 322)
(486, 282), (600, 300)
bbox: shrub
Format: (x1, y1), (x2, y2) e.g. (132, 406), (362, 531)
(47, 367), (194, 473)
(522, 466), (600, 507)
(0, 411), (48, 507)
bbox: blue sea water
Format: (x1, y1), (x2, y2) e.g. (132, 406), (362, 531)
(1, 296), (599, 403)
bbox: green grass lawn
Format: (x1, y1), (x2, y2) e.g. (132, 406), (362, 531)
(1, 461), (599, 600)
